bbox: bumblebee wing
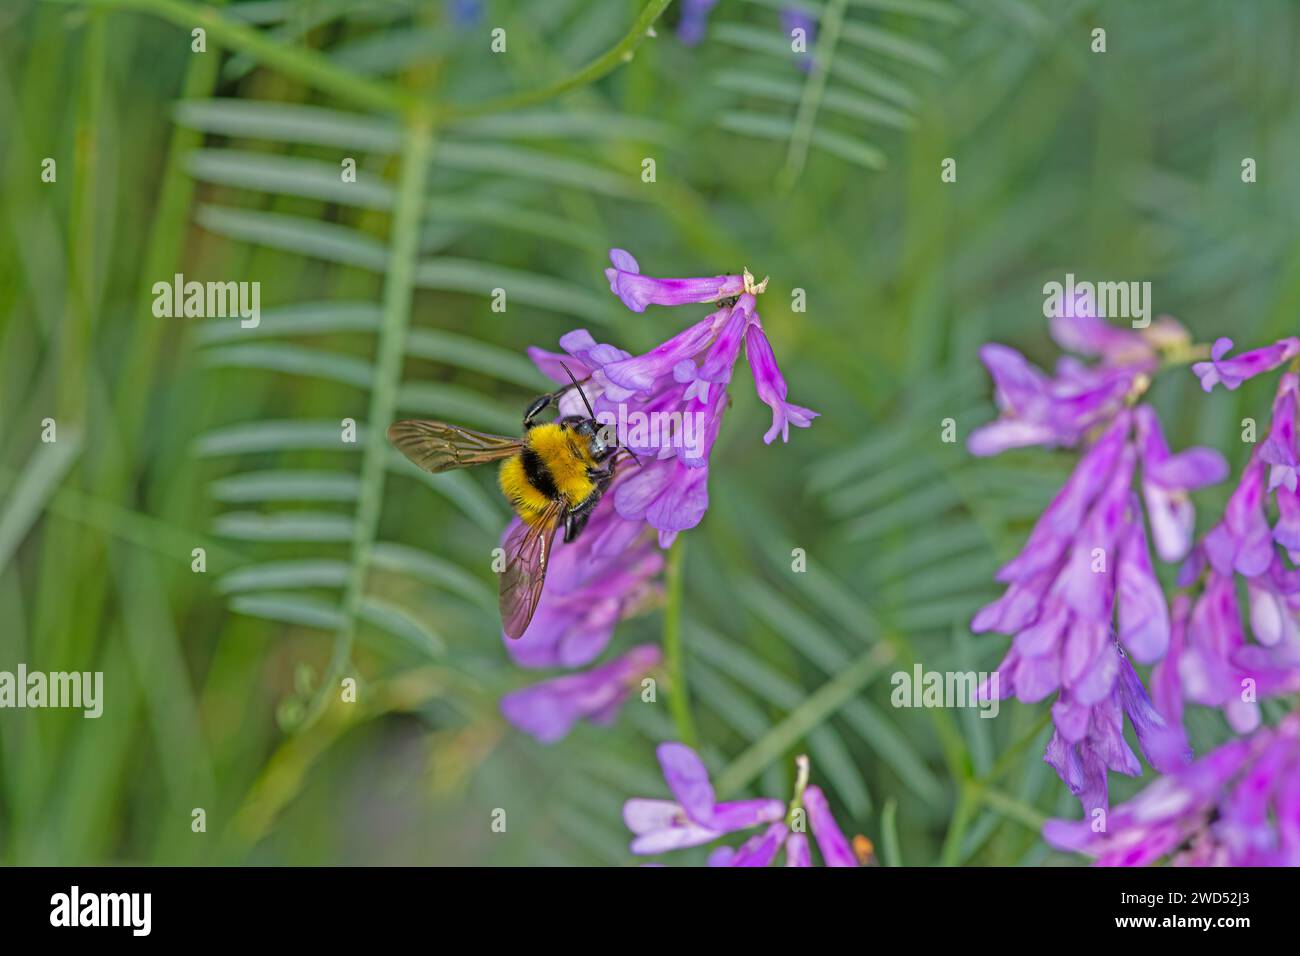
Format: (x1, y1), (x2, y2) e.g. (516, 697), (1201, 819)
(387, 420), (522, 473)
(499, 504), (563, 639)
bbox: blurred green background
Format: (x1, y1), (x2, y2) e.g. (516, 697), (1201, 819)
(1, 0), (1298, 865)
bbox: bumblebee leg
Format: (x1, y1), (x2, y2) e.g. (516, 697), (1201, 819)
(563, 510), (591, 544)
(562, 485), (607, 543)
(523, 375), (598, 429)
(523, 392), (558, 429)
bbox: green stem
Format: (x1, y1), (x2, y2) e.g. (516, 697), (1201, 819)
(938, 782), (978, 867)
(785, 754), (811, 828)
(446, 0), (676, 119)
(50, 0), (676, 122)
(662, 538), (697, 748)
(299, 117), (436, 730)
(780, 0), (847, 189)
(46, 0), (418, 114)
(977, 707), (1052, 787)
(714, 641), (895, 797)
(976, 785), (1047, 832)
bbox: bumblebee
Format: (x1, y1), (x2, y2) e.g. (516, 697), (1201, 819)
(387, 366), (634, 639)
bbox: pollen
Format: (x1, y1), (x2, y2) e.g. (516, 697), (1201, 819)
(852, 834), (876, 865)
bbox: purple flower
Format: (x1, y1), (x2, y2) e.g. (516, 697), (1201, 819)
(1262, 373), (1299, 493)
(1276, 483), (1300, 563)
(1245, 558), (1300, 649)
(500, 644), (661, 743)
(1151, 594), (1191, 750)
(1193, 360), (1298, 580)
(604, 248), (747, 313)
(803, 785), (857, 866)
(500, 250), (814, 729)
(1044, 646), (1191, 817)
(1192, 336), (1300, 392)
(1178, 572), (1261, 733)
(968, 302), (1183, 457)
(745, 323), (820, 444)
(445, 0), (482, 28)
(972, 396), (1228, 810)
(1047, 292), (1163, 366)
(502, 505), (663, 667)
(1136, 405), (1229, 563)
(783, 831), (812, 867)
(1203, 456), (1275, 579)
(676, 0), (719, 46)
(967, 345), (1138, 456)
(780, 8), (817, 73)
(707, 785), (857, 867)
(623, 743), (786, 854)
(625, 748), (862, 866)
(1044, 715), (1300, 866)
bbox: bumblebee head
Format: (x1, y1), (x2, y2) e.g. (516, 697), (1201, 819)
(561, 415), (616, 463)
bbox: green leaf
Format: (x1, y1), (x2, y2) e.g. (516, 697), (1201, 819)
(229, 591), (346, 630)
(690, 661), (773, 741)
(0, 426), (82, 575)
(839, 22), (948, 73)
(212, 511), (356, 542)
(385, 452), (507, 535)
(174, 98), (400, 151)
(201, 343), (375, 390)
(845, 481), (962, 540)
(209, 470), (361, 504)
(197, 205), (387, 270)
(359, 595), (445, 656)
(880, 798), (902, 866)
(196, 420), (364, 456)
(414, 258), (615, 324)
(370, 541), (496, 610)
(435, 142), (640, 199)
(217, 559), (351, 593)
(429, 196), (606, 252)
(449, 110), (672, 142)
(713, 69), (915, 130)
(405, 328), (547, 389)
(195, 302), (381, 344)
(396, 382), (522, 434)
(719, 112), (886, 170)
(736, 579), (944, 804)
(187, 148), (395, 209)
(847, 0), (964, 22)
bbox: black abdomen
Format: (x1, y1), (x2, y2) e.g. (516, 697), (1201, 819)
(520, 446), (560, 500)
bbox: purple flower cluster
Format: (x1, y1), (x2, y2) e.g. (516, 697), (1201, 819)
(1045, 714), (1300, 866)
(968, 298), (1182, 457)
(974, 310), (1300, 849)
(1158, 363), (1300, 733)
(970, 324), (1228, 811)
(499, 250), (815, 742)
(623, 744), (861, 866)
(500, 644), (661, 743)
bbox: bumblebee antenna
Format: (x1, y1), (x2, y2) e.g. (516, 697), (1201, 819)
(559, 361), (598, 420)
(558, 361), (642, 469)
